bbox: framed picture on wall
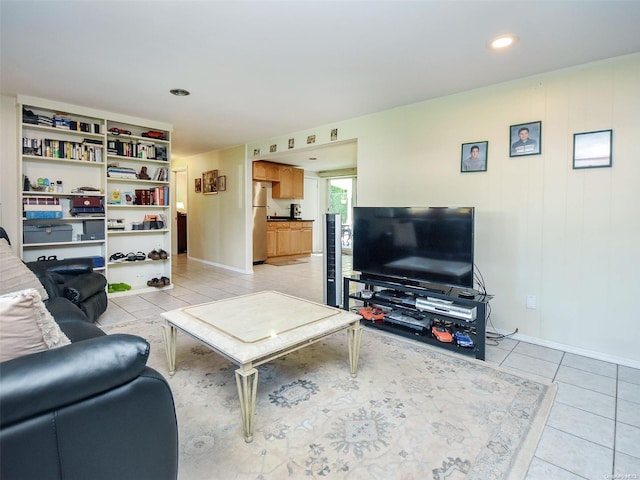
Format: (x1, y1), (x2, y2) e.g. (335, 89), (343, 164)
(510, 121), (541, 157)
(461, 141), (488, 172)
(202, 170), (218, 195)
(217, 175), (227, 191)
(573, 129), (612, 169)
(195, 178), (202, 193)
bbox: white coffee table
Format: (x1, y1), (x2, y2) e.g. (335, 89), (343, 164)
(160, 291), (362, 442)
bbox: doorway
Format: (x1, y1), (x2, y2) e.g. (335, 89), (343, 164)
(172, 168), (188, 255)
(327, 177), (356, 254)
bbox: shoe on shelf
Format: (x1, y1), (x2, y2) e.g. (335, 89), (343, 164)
(126, 252), (137, 261)
(109, 252), (126, 262)
(159, 249), (168, 259)
(148, 249), (161, 260)
(135, 251), (146, 261)
(147, 278), (164, 288)
(160, 276), (170, 285)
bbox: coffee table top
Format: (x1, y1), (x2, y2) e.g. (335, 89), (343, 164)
(161, 291), (360, 364)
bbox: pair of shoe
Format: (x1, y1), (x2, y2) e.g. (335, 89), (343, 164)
(148, 249), (168, 260)
(126, 252), (147, 261)
(147, 276), (170, 287)
(108, 282), (131, 293)
(109, 252), (146, 262)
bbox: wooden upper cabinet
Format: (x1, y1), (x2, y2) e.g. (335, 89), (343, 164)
(292, 167), (304, 198)
(253, 161), (280, 182)
(273, 166), (304, 199)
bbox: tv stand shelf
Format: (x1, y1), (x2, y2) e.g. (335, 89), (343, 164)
(343, 276), (491, 360)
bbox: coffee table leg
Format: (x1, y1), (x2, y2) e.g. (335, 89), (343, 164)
(347, 321), (363, 377)
(162, 323), (177, 375)
(235, 366), (258, 443)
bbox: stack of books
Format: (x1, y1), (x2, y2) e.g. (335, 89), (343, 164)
(23, 196), (63, 219)
(107, 166), (138, 179)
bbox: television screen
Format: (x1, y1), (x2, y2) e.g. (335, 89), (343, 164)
(352, 206), (475, 289)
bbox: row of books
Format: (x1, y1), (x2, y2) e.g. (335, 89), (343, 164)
(107, 166), (168, 181)
(136, 187), (170, 206)
(22, 137), (104, 162)
(23, 195), (63, 219)
(23, 195), (60, 205)
(23, 108), (101, 134)
(107, 140), (168, 161)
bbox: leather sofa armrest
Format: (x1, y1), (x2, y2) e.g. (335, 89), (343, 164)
(64, 272), (107, 304)
(26, 258), (96, 299)
(0, 334), (150, 427)
(26, 258), (94, 277)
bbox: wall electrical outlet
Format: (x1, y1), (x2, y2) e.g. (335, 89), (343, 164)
(526, 294), (537, 309)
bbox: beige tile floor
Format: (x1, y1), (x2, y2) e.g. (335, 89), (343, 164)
(100, 254), (640, 480)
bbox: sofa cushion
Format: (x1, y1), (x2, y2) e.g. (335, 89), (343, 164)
(0, 288), (70, 362)
(0, 239), (48, 301)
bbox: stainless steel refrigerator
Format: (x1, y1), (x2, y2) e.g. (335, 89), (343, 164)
(252, 182), (268, 263)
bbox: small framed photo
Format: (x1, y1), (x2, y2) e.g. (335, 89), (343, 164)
(461, 141), (488, 172)
(195, 178), (202, 193)
(123, 191), (134, 205)
(253, 148), (260, 157)
(331, 128), (338, 141)
(307, 135), (316, 145)
(269, 144), (277, 153)
(510, 121), (541, 157)
(573, 129), (612, 169)
(217, 175), (227, 191)
(288, 138), (295, 149)
(202, 170), (218, 195)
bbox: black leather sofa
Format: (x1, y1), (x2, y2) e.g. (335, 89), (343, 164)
(25, 257), (108, 322)
(0, 227), (107, 323)
(0, 228), (179, 479)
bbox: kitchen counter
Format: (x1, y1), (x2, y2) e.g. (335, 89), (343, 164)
(267, 217), (315, 222)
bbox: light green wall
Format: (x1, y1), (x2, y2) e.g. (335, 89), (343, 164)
(248, 54), (640, 365)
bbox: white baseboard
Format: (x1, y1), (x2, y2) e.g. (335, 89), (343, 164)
(187, 256), (252, 274)
(489, 327), (640, 370)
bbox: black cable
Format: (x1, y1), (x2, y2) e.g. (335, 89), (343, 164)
(474, 263), (518, 343)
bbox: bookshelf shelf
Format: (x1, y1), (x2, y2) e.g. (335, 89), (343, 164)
(18, 95), (173, 296)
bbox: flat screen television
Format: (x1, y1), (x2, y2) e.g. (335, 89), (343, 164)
(352, 206), (475, 290)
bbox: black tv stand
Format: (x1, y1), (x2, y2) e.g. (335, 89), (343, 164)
(343, 275), (492, 360)
(423, 286), (446, 295)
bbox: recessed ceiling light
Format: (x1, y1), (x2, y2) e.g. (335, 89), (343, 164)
(170, 88), (190, 96)
(489, 35), (518, 50)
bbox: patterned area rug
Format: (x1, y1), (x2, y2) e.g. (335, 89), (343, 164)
(106, 319), (555, 480)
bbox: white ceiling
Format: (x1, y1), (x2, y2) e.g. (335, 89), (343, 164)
(2, 1), (640, 171)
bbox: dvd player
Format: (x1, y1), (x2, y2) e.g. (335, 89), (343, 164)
(385, 312), (427, 330)
(415, 297), (477, 322)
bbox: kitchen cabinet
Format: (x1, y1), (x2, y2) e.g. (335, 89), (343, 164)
(252, 161), (280, 182)
(266, 221), (313, 259)
(290, 222), (312, 254)
(275, 225), (291, 256)
(272, 166), (304, 199)
(292, 167), (304, 198)
(266, 222), (277, 257)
